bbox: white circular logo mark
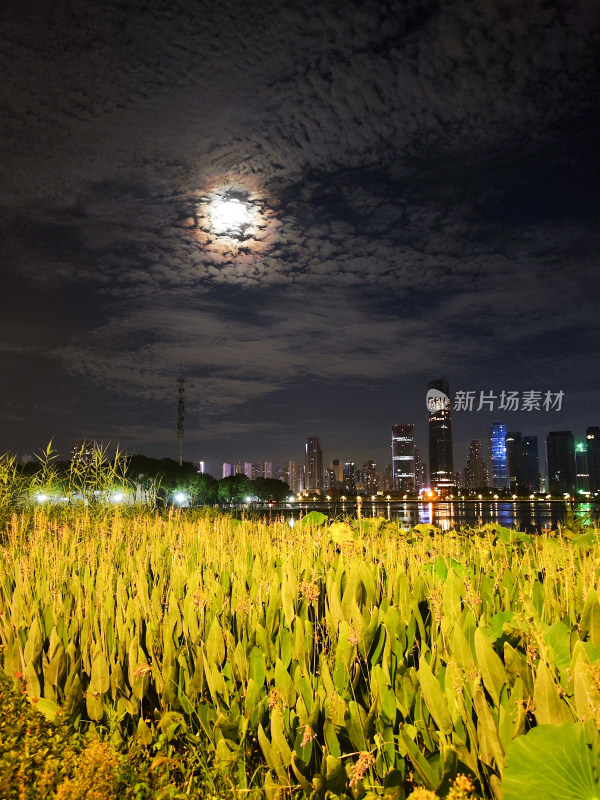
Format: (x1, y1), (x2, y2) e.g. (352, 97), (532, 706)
(426, 389), (450, 413)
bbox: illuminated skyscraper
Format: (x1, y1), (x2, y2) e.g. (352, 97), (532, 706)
(427, 380), (454, 492)
(489, 422), (508, 489)
(305, 437), (323, 493)
(391, 424), (415, 492)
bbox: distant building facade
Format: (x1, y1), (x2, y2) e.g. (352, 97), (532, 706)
(523, 436), (540, 493)
(546, 431), (576, 495)
(385, 464), (394, 492)
(586, 427), (600, 494)
(465, 440), (488, 491)
(323, 468), (336, 494)
(343, 461), (356, 495)
(305, 437), (323, 493)
(391, 424), (416, 492)
(414, 449), (426, 492)
(505, 432), (539, 494)
(363, 460), (378, 494)
(330, 459), (343, 488)
(287, 461), (300, 494)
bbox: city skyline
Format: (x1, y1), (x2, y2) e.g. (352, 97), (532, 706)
(19, 410), (599, 498)
(1, 2), (598, 465)
(16, 382), (597, 488)
(207, 412), (596, 491)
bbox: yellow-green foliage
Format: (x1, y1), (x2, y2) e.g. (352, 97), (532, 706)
(0, 670), (236, 800)
(0, 510), (599, 799)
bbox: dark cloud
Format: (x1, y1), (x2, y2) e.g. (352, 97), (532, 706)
(0, 0), (599, 469)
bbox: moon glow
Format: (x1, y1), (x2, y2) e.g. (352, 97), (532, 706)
(209, 194), (253, 238)
(192, 183), (281, 274)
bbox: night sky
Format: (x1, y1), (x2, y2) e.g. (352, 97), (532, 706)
(1, 0), (599, 475)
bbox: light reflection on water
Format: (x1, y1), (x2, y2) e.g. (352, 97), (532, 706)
(367, 501), (596, 532)
(286, 501), (597, 533)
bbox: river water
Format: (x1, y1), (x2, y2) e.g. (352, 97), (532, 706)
(280, 500), (598, 533)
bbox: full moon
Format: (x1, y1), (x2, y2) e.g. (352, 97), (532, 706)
(209, 196), (253, 237)
(193, 183), (276, 261)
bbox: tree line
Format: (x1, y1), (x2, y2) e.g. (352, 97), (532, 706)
(125, 455), (291, 504)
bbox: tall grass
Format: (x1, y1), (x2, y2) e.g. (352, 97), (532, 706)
(0, 508), (599, 798)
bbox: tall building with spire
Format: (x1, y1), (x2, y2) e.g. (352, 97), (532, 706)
(427, 380), (454, 493)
